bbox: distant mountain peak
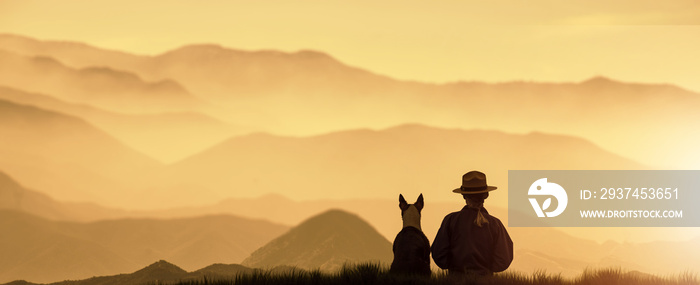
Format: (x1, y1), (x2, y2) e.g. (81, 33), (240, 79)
(581, 76), (619, 87)
(0, 171), (23, 191)
(171, 43), (227, 53)
(0, 33), (93, 49)
(131, 260), (187, 277)
(579, 76), (695, 95)
(0, 171), (26, 210)
(161, 44), (340, 64)
(301, 209), (363, 225)
(81, 66), (143, 81)
(242, 209), (392, 271)
(139, 259), (184, 270)
(0, 33), (33, 40)
(383, 123), (475, 134)
(293, 49), (337, 61)
(258, 193), (294, 202)
(384, 123), (433, 131)
(194, 263), (255, 276)
(583, 76), (615, 83)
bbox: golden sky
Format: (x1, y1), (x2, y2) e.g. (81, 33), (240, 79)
(2, 0), (700, 246)
(2, 0), (700, 91)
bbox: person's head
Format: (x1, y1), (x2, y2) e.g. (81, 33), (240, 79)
(452, 171), (497, 227)
(462, 192), (489, 206)
(452, 171), (497, 195)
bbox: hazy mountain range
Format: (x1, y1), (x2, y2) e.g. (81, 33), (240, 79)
(1, 34), (698, 168)
(0, 170), (128, 222)
(0, 50), (200, 114)
(1, 33), (698, 283)
(3, 260), (257, 285)
(0, 99), (159, 204)
(127, 196), (700, 278)
(3, 195), (697, 284)
(153, 124), (644, 206)
(4, 170), (698, 282)
(0, 90), (645, 207)
(0, 86), (253, 162)
(0, 208), (287, 284)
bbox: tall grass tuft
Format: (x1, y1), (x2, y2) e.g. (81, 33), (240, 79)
(174, 263), (698, 285)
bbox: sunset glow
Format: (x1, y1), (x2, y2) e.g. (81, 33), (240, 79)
(0, 1), (699, 283)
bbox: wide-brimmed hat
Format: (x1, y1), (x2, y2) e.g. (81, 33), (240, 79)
(452, 171), (498, 194)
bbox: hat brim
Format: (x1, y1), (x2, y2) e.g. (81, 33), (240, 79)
(452, 186), (498, 194)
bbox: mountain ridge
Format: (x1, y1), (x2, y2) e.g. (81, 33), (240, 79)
(0, 210), (288, 283)
(0, 49), (201, 113)
(242, 209), (393, 272)
(0, 86), (254, 162)
(0, 98), (161, 204)
(2, 34), (698, 170)
(0, 169), (128, 222)
(4, 34), (697, 92)
(0, 260), (257, 285)
(157, 123), (645, 206)
(1, 182), (697, 282)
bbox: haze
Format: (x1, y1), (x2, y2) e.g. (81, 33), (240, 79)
(2, 1), (700, 91)
(0, 1), (699, 283)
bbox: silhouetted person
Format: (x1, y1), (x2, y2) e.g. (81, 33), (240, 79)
(431, 171), (513, 276)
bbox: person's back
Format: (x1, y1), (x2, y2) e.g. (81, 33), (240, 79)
(431, 171), (513, 275)
(432, 205), (512, 275)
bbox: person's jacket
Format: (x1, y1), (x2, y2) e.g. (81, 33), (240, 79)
(431, 206), (513, 275)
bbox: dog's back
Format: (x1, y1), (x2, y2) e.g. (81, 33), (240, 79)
(390, 226), (431, 275)
(390, 194), (431, 276)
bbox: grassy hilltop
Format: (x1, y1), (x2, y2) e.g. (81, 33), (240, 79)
(177, 263), (698, 285)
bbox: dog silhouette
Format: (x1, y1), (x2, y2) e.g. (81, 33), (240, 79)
(389, 194), (431, 276)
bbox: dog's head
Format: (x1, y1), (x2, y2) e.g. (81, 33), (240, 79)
(399, 193), (424, 216)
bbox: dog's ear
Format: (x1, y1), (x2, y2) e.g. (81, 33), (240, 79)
(399, 194), (409, 211)
(415, 193), (424, 212)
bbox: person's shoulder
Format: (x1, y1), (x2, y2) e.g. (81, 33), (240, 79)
(438, 210), (461, 224)
(486, 214), (508, 230)
(444, 210), (462, 219)
(441, 205), (475, 220)
(487, 214), (503, 223)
